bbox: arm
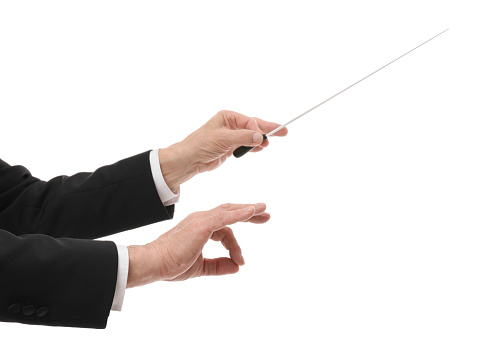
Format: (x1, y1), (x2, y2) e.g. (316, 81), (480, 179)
(0, 229), (118, 329)
(0, 202), (269, 328)
(0, 151), (173, 239)
(126, 203), (270, 287)
(0, 110), (285, 328)
(0, 110), (287, 239)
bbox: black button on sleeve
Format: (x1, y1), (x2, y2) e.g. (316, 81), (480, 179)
(22, 305), (36, 316)
(36, 307), (49, 317)
(8, 303), (21, 314)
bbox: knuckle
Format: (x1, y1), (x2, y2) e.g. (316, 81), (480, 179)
(220, 203), (232, 210)
(194, 220), (212, 236)
(213, 212), (225, 224)
(217, 110), (229, 119)
(208, 212), (227, 230)
(248, 117), (258, 126)
(217, 131), (231, 145)
(202, 260), (214, 276)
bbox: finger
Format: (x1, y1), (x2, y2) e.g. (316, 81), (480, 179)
(219, 111), (266, 147)
(243, 116), (262, 132)
(211, 227), (244, 265)
(252, 117), (289, 137)
(245, 212), (271, 224)
(206, 206), (256, 232)
(220, 110), (256, 131)
(250, 138), (270, 152)
(221, 128), (264, 147)
(208, 203), (267, 217)
(202, 257), (240, 276)
(259, 137), (270, 148)
(219, 110), (287, 137)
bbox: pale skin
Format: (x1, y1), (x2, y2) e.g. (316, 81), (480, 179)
(127, 110), (288, 288)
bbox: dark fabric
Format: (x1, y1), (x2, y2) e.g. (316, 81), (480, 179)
(0, 151), (175, 328)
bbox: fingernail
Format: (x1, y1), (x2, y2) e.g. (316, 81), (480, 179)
(253, 132), (263, 144)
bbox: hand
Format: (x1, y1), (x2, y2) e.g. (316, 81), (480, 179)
(158, 110), (288, 191)
(126, 203), (269, 287)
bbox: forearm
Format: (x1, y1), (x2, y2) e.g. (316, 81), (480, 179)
(0, 152), (173, 239)
(0, 229), (118, 329)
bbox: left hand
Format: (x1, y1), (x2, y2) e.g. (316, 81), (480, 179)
(158, 110), (288, 191)
(126, 202), (270, 286)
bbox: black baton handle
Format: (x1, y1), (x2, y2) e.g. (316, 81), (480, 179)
(233, 134), (268, 158)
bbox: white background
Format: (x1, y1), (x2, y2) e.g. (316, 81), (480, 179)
(1, 1), (481, 358)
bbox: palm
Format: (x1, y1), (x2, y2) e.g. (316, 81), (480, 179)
(167, 255), (205, 281)
(154, 203), (272, 283)
(163, 226), (241, 281)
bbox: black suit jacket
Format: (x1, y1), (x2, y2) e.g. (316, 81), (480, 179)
(0, 151), (174, 328)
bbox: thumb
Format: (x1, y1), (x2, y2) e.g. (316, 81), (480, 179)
(202, 258), (239, 276)
(223, 129), (264, 147)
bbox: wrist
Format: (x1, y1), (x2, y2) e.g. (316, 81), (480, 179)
(126, 245), (159, 288)
(158, 143), (196, 191)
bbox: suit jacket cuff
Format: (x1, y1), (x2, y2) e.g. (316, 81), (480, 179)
(0, 230), (118, 329)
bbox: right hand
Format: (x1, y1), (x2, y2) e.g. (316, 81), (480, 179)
(157, 110), (288, 192)
(127, 203), (269, 288)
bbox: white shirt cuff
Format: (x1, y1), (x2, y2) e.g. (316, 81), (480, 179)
(149, 149), (180, 206)
(111, 150), (180, 312)
(111, 244), (129, 311)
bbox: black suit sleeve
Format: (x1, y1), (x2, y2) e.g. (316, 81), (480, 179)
(0, 151), (175, 328)
(0, 151), (174, 239)
(0, 229), (118, 329)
